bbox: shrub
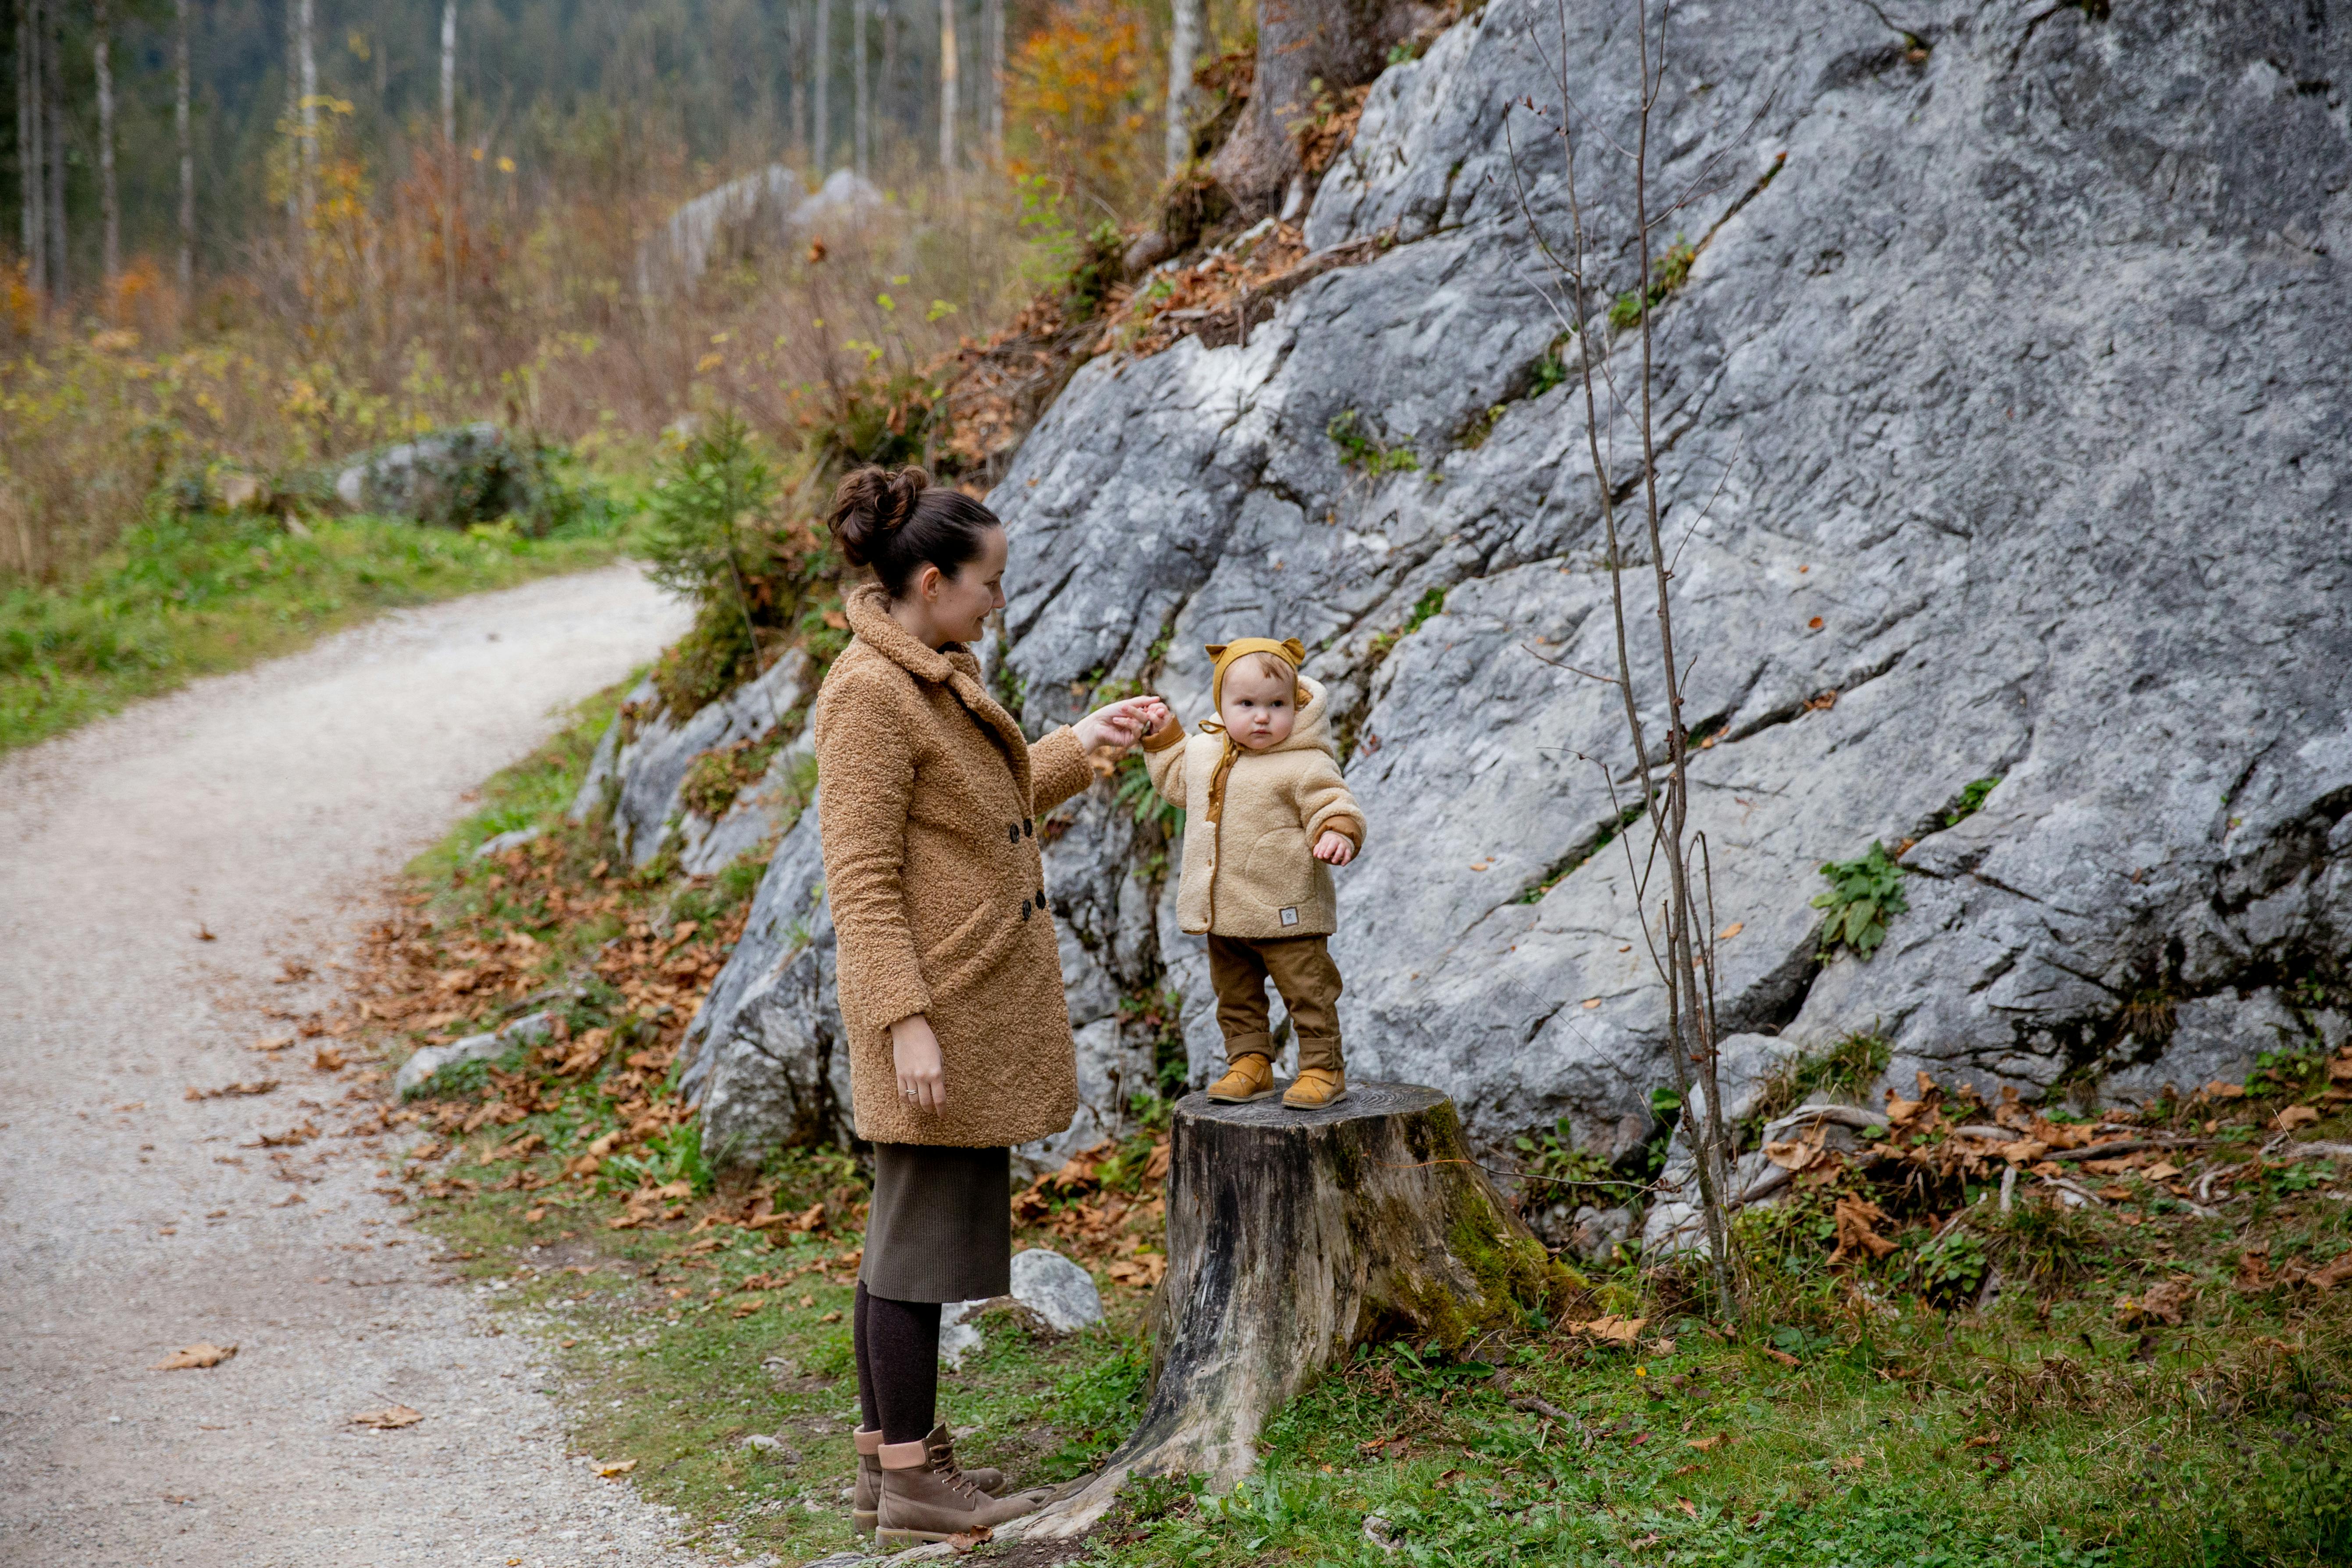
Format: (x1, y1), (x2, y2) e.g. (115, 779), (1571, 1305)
(1811, 842), (1909, 960)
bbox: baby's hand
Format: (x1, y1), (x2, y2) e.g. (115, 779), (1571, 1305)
(1313, 830), (1356, 867)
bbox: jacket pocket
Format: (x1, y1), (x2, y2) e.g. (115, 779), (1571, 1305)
(1243, 826), (1316, 910)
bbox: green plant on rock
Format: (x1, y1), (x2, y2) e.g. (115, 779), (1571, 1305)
(1114, 751), (1181, 833)
(1327, 408), (1421, 475)
(1811, 841), (1909, 960)
(1945, 775), (2003, 826)
(1527, 332), (1575, 397)
(1751, 1031), (1893, 1126)
(1608, 236), (1697, 331)
(1512, 1116), (1619, 1209)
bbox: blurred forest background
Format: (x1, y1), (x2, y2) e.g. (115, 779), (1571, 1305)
(0, 0), (1256, 742)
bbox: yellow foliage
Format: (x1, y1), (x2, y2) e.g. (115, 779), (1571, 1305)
(1005, 0), (1154, 216)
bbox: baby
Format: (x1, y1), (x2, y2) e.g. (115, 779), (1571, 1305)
(1142, 638), (1366, 1109)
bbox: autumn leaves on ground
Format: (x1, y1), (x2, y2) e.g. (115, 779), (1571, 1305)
(259, 683), (2352, 1568)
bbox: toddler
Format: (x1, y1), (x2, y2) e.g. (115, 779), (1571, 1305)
(1142, 638), (1365, 1109)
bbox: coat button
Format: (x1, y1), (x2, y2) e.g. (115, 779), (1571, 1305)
(1008, 823), (1020, 843)
(1024, 818), (1035, 837)
(1020, 897), (1032, 921)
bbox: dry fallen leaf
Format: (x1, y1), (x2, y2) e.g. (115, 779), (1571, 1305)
(186, 1080), (278, 1100)
(248, 1033), (295, 1053)
(1762, 1346), (1801, 1368)
(1716, 921), (1744, 940)
(1686, 1431), (1731, 1452)
(312, 1045), (347, 1073)
(1571, 1314), (1647, 1348)
(1834, 1452), (1866, 1472)
(1580, 997), (1602, 1010)
(2144, 1161), (2181, 1182)
(152, 1342), (237, 1370)
(595, 1458), (637, 1477)
(352, 1405), (423, 1429)
(2276, 1105), (2322, 1131)
(817, 1310), (843, 1324)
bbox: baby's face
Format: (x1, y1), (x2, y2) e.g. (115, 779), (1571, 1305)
(1218, 663), (1297, 751)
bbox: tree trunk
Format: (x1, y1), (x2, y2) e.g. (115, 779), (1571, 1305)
(1165, 0), (1201, 176)
(936, 0), (956, 173)
(813, 0), (830, 174)
(441, 0), (456, 334)
(1210, 0), (1431, 218)
(94, 0), (116, 288)
(852, 0), (869, 179)
(42, 0), (62, 299)
(176, 0), (194, 298)
(982, 0), (1000, 166)
(1021, 1082), (1570, 1536)
(17, 0), (42, 300)
(296, 0), (316, 233)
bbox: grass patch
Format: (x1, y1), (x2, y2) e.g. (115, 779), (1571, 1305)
(0, 504), (631, 753)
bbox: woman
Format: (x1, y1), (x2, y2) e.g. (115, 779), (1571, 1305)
(814, 465), (1164, 1546)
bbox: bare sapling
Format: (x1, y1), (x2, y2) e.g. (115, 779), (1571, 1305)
(1504, 0), (1768, 1315)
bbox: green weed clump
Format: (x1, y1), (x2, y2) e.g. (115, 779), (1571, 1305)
(1609, 236), (1698, 330)
(1811, 841), (1910, 960)
(1327, 407), (1422, 475)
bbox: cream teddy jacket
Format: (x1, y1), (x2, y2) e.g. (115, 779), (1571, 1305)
(1141, 676), (1366, 940)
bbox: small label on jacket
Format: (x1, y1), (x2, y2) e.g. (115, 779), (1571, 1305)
(1280, 907), (1299, 927)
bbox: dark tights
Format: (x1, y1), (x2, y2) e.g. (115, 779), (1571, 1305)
(853, 1281), (942, 1444)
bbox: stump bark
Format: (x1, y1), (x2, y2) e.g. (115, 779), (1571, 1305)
(1022, 1081), (1564, 1534)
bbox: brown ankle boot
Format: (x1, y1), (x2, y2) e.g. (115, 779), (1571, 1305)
(875, 1423), (1046, 1545)
(1207, 1052), (1278, 1103)
(855, 1426), (1005, 1534)
(1282, 1065), (1348, 1109)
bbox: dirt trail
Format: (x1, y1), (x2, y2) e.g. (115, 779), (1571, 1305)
(0, 565), (708, 1568)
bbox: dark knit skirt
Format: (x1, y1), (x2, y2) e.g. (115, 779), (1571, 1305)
(859, 1143), (1013, 1303)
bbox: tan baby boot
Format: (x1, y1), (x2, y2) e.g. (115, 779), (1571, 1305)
(1283, 1066), (1348, 1109)
(875, 1424), (1048, 1546)
(855, 1426), (1006, 1534)
(1206, 1052), (1279, 1103)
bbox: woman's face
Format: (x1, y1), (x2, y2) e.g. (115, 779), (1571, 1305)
(912, 526), (1009, 646)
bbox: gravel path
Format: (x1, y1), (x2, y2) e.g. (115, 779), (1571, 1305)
(0, 565), (708, 1568)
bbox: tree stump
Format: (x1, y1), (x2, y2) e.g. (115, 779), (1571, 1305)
(1021, 1081), (1568, 1535)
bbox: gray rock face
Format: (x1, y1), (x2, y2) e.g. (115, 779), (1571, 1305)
(1008, 1247), (1105, 1333)
(395, 1010), (555, 1099)
(684, 0), (2352, 1173)
(572, 652), (810, 869)
(977, 0), (2352, 1161)
(331, 423), (549, 528)
(937, 1248), (1105, 1369)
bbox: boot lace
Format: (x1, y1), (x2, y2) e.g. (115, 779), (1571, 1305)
(929, 1437), (984, 1503)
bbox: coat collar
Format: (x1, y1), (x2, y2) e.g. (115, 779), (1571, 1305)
(843, 582), (1035, 790)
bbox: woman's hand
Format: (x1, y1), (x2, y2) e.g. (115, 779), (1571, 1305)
(1313, 829), (1356, 866)
(1074, 694), (1168, 755)
(890, 1015), (947, 1115)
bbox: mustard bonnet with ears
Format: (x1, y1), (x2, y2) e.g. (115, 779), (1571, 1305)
(1205, 637), (1309, 715)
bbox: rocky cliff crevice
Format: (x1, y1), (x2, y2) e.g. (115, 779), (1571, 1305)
(679, 0), (2352, 1177)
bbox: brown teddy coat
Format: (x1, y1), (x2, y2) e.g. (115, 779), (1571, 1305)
(1141, 676), (1365, 940)
(812, 584), (1096, 1148)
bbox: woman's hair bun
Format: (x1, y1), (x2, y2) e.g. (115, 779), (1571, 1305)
(830, 465), (931, 568)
